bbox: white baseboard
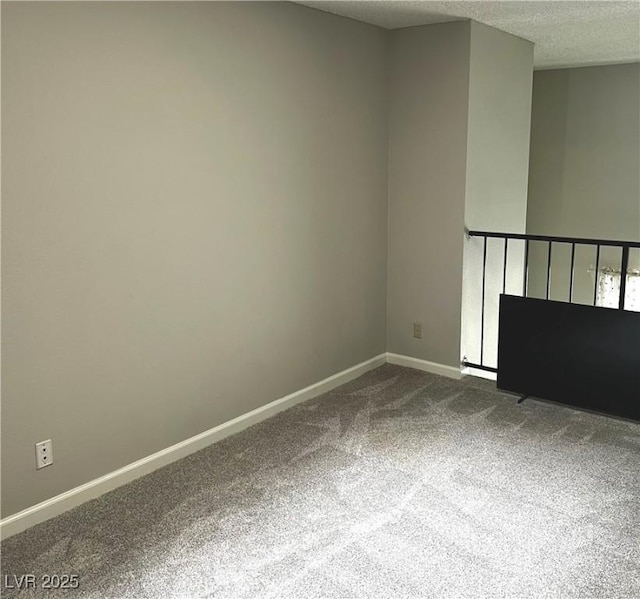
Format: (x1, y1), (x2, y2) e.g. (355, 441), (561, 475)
(0, 353), (386, 540)
(1, 351), (460, 538)
(386, 353), (462, 379)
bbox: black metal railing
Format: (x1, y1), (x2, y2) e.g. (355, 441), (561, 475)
(463, 230), (640, 374)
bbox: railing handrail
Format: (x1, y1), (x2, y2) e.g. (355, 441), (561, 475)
(467, 230), (640, 249)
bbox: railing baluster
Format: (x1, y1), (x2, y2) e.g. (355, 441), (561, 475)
(619, 246), (630, 310)
(502, 238), (508, 295)
(546, 241), (552, 300)
(593, 245), (601, 306)
(480, 237), (488, 366)
(569, 243), (576, 303)
(523, 239), (530, 298)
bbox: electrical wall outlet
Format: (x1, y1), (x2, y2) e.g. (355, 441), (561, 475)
(35, 439), (53, 470)
(413, 322), (422, 339)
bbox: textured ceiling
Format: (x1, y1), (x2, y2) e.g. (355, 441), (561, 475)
(294, 1), (640, 69)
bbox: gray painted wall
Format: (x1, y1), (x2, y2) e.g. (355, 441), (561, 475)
(461, 22), (533, 370)
(387, 21), (533, 371)
(1, 2), (389, 517)
(527, 64), (640, 304)
(387, 22), (471, 368)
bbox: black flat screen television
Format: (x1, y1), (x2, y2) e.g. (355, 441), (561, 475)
(497, 295), (640, 421)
